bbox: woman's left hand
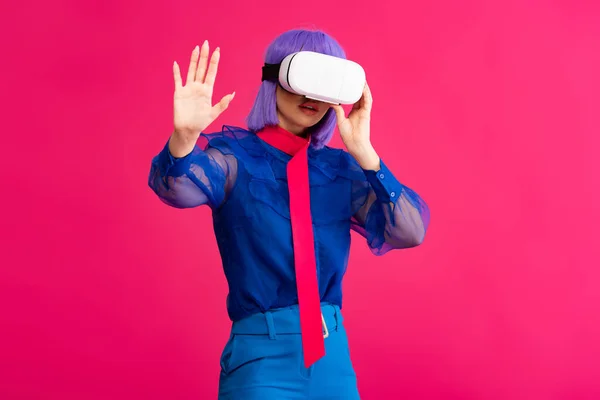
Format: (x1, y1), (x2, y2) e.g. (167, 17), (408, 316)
(331, 82), (381, 171)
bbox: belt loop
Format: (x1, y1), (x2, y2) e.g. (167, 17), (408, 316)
(265, 311), (277, 340)
(333, 305), (340, 331)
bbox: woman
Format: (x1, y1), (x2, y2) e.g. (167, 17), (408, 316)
(149, 28), (430, 399)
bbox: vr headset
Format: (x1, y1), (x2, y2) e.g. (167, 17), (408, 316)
(262, 51), (366, 105)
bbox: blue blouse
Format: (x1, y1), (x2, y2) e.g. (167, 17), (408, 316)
(148, 125), (430, 322)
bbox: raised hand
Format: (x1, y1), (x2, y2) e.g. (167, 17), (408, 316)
(170, 41), (235, 157)
(331, 82), (380, 171)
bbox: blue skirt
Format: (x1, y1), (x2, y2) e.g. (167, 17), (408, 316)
(218, 303), (361, 399)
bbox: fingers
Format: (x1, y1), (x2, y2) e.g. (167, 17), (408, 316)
(362, 82), (373, 111)
(347, 83), (371, 113)
(204, 47), (220, 86)
(195, 40), (209, 83)
(211, 91), (236, 118)
(186, 45), (200, 85)
(331, 104), (346, 122)
(180, 41), (219, 87)
(173, 61), (182, 88)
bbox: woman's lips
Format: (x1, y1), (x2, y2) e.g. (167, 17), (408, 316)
(299, 101), (320, 115)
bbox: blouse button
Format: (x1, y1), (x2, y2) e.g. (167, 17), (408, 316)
(379, 173), (385, 179)
(390, 191), (396, 198)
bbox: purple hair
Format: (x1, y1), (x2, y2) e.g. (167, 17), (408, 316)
(246, 29), (346, 149)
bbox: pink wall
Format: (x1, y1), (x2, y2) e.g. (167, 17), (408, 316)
(2, 0), (599, 398)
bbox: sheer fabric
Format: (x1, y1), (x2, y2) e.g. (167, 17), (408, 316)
(148, 125), (430, 321)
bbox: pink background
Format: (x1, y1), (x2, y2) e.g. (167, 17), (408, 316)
(2, 0), (600, 399)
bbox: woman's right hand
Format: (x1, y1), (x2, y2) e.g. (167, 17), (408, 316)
(169, 41), (235, 157)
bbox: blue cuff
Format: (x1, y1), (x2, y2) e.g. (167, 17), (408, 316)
(363, 159), (403, 202)
(157, 140), (194, 178)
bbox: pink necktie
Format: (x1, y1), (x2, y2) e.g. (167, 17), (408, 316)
(256, 125), (325, 368)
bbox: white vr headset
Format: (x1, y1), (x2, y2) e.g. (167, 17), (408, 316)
(261, 51), (366, 105)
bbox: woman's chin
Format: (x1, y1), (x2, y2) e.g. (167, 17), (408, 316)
(295, 112), (325, 127)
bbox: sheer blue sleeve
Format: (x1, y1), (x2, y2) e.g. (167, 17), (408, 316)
(350, 158), (430, 255)
(148, 137), (238, 210)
